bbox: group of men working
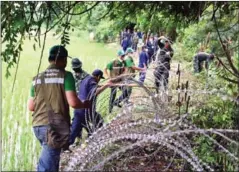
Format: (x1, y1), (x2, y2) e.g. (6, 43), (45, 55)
(27, 44), (148, 171)
(27, 32), (215, 171)
(122, 33), (175, 91)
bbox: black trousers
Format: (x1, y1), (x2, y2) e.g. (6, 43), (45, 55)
(109, 86), (130, 113)
(154, 69), (169, 93)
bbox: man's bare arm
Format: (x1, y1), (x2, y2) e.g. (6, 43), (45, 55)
(95, 82), (113, 95)
(104, 68), (109, 79)
(132, 66), (145, 71)
(28, 97), (35, 111)
(65, 91), (91, 109)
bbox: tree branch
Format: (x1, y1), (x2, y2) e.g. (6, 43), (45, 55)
(96, 2), (115, 20)
(213, 4), (239, 77)
(55, 1), (100, 16)
(40, 2), (78, 35)
(36, 11), (50, 77)
(220, 75), (239, 84)
(215, 55), (238, 78)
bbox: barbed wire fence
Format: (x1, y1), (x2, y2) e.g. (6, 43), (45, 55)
(60, 60), (239, 171)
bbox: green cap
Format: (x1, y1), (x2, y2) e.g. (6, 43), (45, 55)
(117, 50), (125, 56)
(117, 50), (125, 57)
(126, 48), (134, 54)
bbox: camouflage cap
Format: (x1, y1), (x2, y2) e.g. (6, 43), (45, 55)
(71, 58), (82, 69)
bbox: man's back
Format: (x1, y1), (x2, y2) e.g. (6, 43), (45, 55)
(195, 52), (210, 61)
(106, 59), (125, 78)
(31, 64), (73, 126)
(155, 48), (171, 70)
(78, 75), (97, 101)
(121, 39), (128, 48)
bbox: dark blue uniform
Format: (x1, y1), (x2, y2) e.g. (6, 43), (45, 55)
(138, 51), (148, 83)
(121, 38), (129, 52)
(70, 75), (103, 145)
(146, 41), (154, 64)
(137, 32), (142, 39)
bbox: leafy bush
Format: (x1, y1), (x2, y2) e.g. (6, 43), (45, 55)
(94, 20), (118, 43)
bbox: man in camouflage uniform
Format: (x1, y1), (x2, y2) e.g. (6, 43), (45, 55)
(71, 58), (89, 93)
(71, 58), (89, 144)
(154, 38), (172, 92)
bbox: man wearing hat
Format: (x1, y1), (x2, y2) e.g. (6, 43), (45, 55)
(125, 48), (146, 75)
(27, 45), (91, 171)
(70, 69), (112, 145)
(159, 36), (174, 57)
(124, 48), (146, 102)
(71, 58), (89, 94)
(104, 50), (126, 113)
(165, 39), (174, 58)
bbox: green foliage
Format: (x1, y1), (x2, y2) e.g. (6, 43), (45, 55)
(191, 99), (234, 129)
(94, 21), (118, 43)
(173, 42), (195, 62)
(177, 3), (238, 55)
(2, 1), (237, 77)
(1, 1), (101, 77)
(188, 64), (238, 171)
(193, 135), (238, 171)
(60, 23), (71, 46)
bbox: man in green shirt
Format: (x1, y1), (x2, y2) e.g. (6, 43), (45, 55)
(124, 47), (146, 75)
(104, 50), (126, 113)
(27, 45), (90, 171)
(124, 47), (146, 103)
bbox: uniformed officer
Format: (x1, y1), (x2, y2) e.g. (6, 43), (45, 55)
(104, 50), (126, 113)
(146, 36), (155, 64)
(154, 38), (172, 92)
(28, 45), (90, 171)
(124, 47), (146, 103)
(70, 69), (112, 145)
(138, 45), (149, 83)
(71, 58), (89, 94)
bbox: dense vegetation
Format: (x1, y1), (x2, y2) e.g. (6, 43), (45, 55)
(1, 1), (239, 171)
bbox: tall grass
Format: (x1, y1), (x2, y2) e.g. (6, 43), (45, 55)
(2, 31), (119, 171)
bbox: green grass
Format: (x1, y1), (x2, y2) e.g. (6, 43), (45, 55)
(2, 31), (119, 171)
